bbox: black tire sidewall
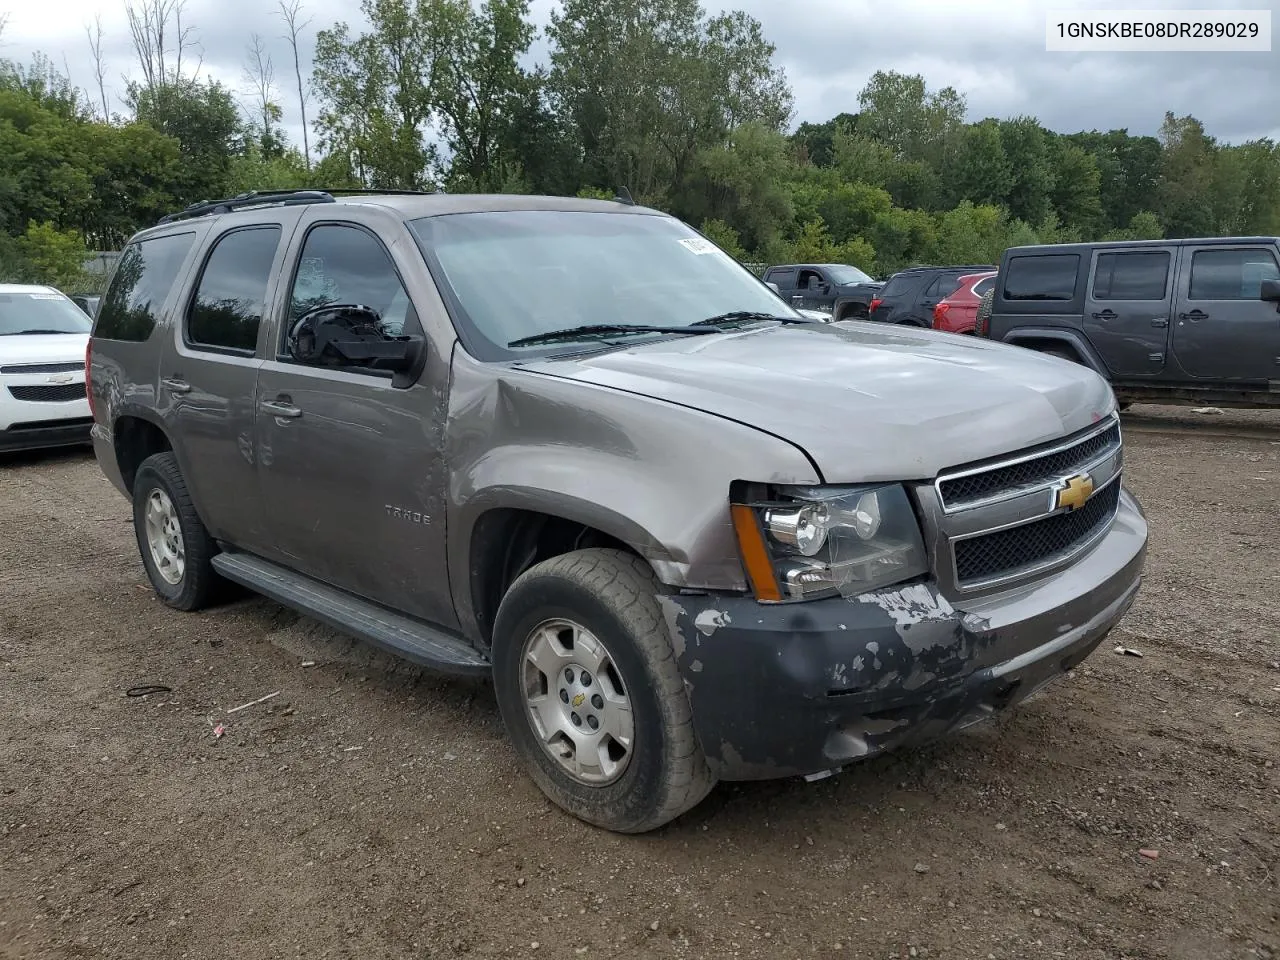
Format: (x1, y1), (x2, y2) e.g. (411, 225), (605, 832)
(132, 454), (206, 609)
(491, 574), (672, 830)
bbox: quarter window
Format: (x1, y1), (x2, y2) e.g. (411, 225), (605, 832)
(1189, 248), (1280, 300)
(187, 226), (282, 352)
(1003, 255), (1080, 301)
(1092, 251), (1170, 301)
(94, 232), (196, 341)
(973, 277), (996, 297)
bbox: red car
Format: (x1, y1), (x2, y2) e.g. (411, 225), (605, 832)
(932, 271), (997, 334)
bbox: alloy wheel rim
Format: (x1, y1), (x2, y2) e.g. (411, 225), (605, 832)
(143, 489), (185, 585)
(520, 618), (634, 786)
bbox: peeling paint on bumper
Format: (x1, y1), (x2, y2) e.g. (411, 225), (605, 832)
(662, 489), (1147, 781)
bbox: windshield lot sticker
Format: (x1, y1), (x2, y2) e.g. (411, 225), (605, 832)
(31, 294), (63, 299)
(679, 237), (717, 255)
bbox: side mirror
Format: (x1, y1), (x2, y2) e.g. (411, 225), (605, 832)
(765, 281), (780, 294)
(1261, 278), (1280, 302)
(288, 304), (421, 373)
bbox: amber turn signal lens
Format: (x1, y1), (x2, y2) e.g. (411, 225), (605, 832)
(730, 504), (782, 602)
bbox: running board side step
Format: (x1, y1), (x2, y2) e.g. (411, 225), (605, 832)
(211, 551), (491, 678)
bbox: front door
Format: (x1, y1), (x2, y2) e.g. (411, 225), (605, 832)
(1082, 246), (1175, 377)
(1172, 244), (1280, 381)
(161, 220), (294, 553)
(254, 219), (456, 629)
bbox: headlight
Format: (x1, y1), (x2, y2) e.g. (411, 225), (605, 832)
(735, 484), (929, 601)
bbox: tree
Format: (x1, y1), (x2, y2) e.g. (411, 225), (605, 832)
(1158, 112), (1216, 237)
(698, 218), (746, 260)
(1048, 139), (1103, 235)
(278, 0), (313, 168)
(14, 220), (92, 289)
(128, 77), (243, 203)
(941, 120), (1011, 208)
(243, 34), (284, 157)
(124, 0), (200, 93)
(998, 116), (1056, 226)
(855, 70), (966, 168)
(85, 16), (110, 118)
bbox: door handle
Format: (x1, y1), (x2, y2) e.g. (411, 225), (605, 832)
(1150, 317), (1168, 327)
(1179, 310), (1209, 321)
(1092, 309), (1117, 320)
(259, 399), (302, 419)
(161, 377), (191, 394)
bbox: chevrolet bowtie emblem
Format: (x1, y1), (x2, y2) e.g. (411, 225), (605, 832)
(1052, 473), (1095, 512)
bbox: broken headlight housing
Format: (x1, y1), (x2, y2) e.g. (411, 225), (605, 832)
(739, 484), (929, 601)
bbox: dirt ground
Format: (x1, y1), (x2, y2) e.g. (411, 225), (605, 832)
(2, 405), (1278, 960)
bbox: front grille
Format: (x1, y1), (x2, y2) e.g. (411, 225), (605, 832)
(939, 422), (1120, 509)
(954, 479), (1121, 584)
(0, 361), (84, 374)
(8, 383), (87, 403)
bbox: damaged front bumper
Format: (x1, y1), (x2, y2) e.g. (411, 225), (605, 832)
(661, 487), (1148, 781)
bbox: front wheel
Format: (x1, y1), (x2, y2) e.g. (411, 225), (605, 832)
(491, 548), (715, 833)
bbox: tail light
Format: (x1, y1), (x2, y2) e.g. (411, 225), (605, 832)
(933, 302), (950, 329)
(868, 298), (882, 314)
(85, 339), (96, 420)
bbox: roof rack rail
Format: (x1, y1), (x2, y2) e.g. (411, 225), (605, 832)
(157, 189), (337, 224)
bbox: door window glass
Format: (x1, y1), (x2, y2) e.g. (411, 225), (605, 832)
(187, 226), (282, 352)
(1092, 251), (1170, 301)
(1189, 248), (1280, 300)
(285, 224), (418, 363)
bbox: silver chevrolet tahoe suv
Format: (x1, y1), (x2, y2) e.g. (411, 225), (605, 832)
(87, 190), (1148, 833)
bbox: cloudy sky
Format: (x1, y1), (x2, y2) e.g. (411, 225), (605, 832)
(5, 0), (1277, 151)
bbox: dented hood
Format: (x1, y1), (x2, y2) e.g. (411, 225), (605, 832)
(520, 321), (1117, 482)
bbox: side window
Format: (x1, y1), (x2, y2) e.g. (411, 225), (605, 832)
(973, 277), (996, 298)
(94, 232), (196, 341)
(798, 269), (822, 290)
(879, 273), (911, 298)
(926, 273), (962, 298)
(1092, 251), (1170, 301)
(768, 268), (796, 288)
(1003, 255), (1080, 301)
(284, 224), (419, 365)
(1189, 248), (1280, 301)
(186, 226), (282, 353)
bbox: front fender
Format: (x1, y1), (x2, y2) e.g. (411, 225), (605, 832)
(444, 349), (822, 642)
(1003, 328), (1109, 377)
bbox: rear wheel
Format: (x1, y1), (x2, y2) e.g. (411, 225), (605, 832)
(491, 548), (715, 833)
(132, 452), (221, 611)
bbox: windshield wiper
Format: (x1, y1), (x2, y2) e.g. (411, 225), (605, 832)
(0, 329), (79, 336)
(508, 323), (724, 348)
(691, 311), (813, 327)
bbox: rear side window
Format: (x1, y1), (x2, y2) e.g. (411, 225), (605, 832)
(925, 273), (963, 298)
(94, 232), (196, 341)
(1189, 248), (1280, 300)
(973, 276), (996, 297)
(879, 273), (914, 298)
(1092, 251), (1170, 300)
(1003, 255), (1080, 301)
(186, 226), (283, 353)
(765, 268), (796, 287)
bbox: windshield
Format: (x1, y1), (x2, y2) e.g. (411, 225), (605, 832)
(408, 211), (799, 357)
(825, 264), (874, 285)
(0, 291), (92, 335)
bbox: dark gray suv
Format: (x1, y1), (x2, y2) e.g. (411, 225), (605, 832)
(87, 190), (1148, 833)
(980, 237), (1280, 408)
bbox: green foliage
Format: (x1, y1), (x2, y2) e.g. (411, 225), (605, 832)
(699, 219), (746, 260)
(11, 220), (92, 289)
(786, 217), (875, 272)
(128, 78), (244, 205)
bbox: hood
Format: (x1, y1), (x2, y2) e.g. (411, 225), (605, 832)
(520, 321), (1116, 482)
(0, 332), (89, 366)
(836, 280), (884, 293)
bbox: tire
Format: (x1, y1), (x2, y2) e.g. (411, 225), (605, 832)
(132, 451), (222, 611)
(975, 288), (994, 334)
(491, 548), (716, 834)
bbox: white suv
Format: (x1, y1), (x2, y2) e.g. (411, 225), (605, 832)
(0, 284), (93, 454)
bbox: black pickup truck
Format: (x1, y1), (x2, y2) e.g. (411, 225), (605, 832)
(761, 263), (883, 320)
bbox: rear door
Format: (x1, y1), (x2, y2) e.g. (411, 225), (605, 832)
(1172, 243), (1280, 381)
(1083, 246), (1175, 377)
(911, 272), (963, 326)
(160, 217), (298, 553)
(765, 267), (797, 300)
